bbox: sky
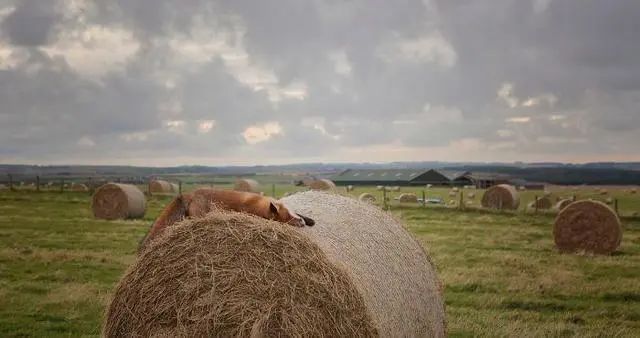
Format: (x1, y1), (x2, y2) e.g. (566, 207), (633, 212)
(0, 0), (639, 166)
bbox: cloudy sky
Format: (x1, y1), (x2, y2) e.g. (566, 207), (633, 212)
(0, 0), (638, 166)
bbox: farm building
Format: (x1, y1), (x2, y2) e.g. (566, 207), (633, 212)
(332, 168), (541, 189)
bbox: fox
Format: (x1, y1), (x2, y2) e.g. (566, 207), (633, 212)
(139, 189), (314, 251)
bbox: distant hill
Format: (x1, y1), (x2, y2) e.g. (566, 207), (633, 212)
(1, 162), (639, 185)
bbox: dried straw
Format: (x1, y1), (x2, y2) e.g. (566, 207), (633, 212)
(309, 179), (336, 191)
(92, 183), (146, 220)
(104, 191), (446, 337)
(358, 193), (376, 204)
(528, 196), (552, 210)
(554, 200), (622, 255)
(481, 184), (520, 210)
(150, 180), (177, 193)
(398, 193), (418, 203)
(234, 178), (260, 193)
(555, 199), (573, 211)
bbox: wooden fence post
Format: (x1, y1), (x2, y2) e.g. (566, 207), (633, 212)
(8, 174), (13, 191)
(36, 176), (40, 192)
(614, 198), (619, 216)
(422, 190), (426, 207)
(60, 179), (65, 193)
(459, 191), (464, 210)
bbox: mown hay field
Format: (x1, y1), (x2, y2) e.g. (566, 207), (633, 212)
(1, 185), (639, 337)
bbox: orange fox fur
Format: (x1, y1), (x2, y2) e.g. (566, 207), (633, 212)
(140, 189), (313, 251)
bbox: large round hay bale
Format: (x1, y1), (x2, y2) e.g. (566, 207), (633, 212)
(234, 178), (260, 192)
(104, 191), (446, 337)
(398, 193), (418, 203)
(553, 200), (622, 255)
(481, 184), (520, 210)
(555, 199), (573, 211)
(309, 179), (336, 191)
(92, 183), (146, 220)
(71, 183), (88, 192)
(358, 193), (376, 204)
(149, 180), (177, 193)
(528, 196), (552, 210)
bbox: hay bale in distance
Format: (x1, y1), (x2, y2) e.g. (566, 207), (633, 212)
(426, 184), (433, 189)
(518, 186), (526, 191)
(605, 197), (613, 204)
(376, 185), (384, 191)
(398, 193), (418, 203)
(92, 183), (146, 220)
(104, 191), (446, 337)
(346, 185), (354, 192)
(481, 184), (520, 210)
(234, 178), (260, 193)
(599, 189), (608, 195)
(448, 191), (457, 197)
(71, 183), (89, 192)
(631, 188), (637, 194)
(554, 200), (622, 255)
(149, 179), (177, 193)
(467, 192), (476, 199)
(309, 179), (336, 191)
(358, 193), (376, 204)
(389, 186), (401, 192)
(555, 199), (573, 211)
(528, 196), (552, 210)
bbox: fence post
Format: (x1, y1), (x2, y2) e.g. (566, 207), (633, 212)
(459, 191), (464, 210)
(383, 188), (388, 210)
(534, 195), (538, 214)
(148, 180), (152, 197)
(8, 174), (13, 191)
(614, 198), (619, 216)
(36, 176), (40, 192)
(421, 190), (426, 207)
(60, 179), (65, 193)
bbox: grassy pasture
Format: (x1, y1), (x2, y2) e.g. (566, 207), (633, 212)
(0, 185), (639, 337)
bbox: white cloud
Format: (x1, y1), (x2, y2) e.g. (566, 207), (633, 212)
(242, 122), (283, 144)
(549, 114), (566, 121)
(328, 50), (352, 76)
(77, 136), (95, 147)
(197, 120), (216, 133)
(301, 117), (340, 140)
(497, 82), (519, 108)
(522, 94), (558, 107)
(505, 117), (531, 123)
(377, 32), (457, 68)
(43, 25), (140, 78)
(165, 120), (186, 134)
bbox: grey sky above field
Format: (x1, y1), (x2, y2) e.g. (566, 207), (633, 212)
(0, 0), (639, 166)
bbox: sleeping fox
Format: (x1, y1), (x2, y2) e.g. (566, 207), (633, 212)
(139, 189), (314, 251)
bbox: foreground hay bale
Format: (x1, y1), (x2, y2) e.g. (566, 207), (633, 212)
(481, 184), (520, 210)
(234, 178), (260, 193)
(528, 196), (552, 210)
(398, 193), (418, 203)
(358, 193), (376, 204)
(149, 180), (178, 193)
(555, 199), (573, 211)
(104, 191), (446, 337)
(309, 179), (336, 191)
(71, 183), (88, 192)
(92, 183), (146, 220)
(554, 200), (622, 255)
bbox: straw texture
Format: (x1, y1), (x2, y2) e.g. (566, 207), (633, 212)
(92, 183), (146, 220)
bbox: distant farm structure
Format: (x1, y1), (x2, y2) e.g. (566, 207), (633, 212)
(331, 168), (545, 190)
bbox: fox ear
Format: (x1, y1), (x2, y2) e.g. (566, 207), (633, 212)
(269, 201), (279, 214)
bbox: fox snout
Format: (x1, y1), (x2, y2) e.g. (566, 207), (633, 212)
(288, 213), (315, 227)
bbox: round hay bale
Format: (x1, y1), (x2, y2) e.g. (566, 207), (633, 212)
(376, 185), (384, 191)
(234, 178), (260, 193)
(426, 184), (433, 189)
(309, 179), (336, 191)
(358, 193), (376, 204)
(448, 191), (457, 197)
(150, 180), (177, 193)
(346, 185), (354, 192)
(518, 186), (526, 191)
(467, 192), (476, 199)
(452, 187), (459, 192)
(71, 183), (88, 192)
(528, 197), (552, 210)
(398, 193), (418, 203)
(92, 183), (146, 220)
(481, 184), (520, 210)
(631, 188), (637, 194)
(599, 189), (608, 195)
(555, 199), (573, 211)
(605, 197), (613, 204)
(104, 191), (446, 337)
(553, 200), (622, 255)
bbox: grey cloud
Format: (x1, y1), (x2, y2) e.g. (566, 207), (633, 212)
(1, 0), (62, 46)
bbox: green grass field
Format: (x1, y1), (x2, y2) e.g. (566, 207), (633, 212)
(1, 186), (639, 337)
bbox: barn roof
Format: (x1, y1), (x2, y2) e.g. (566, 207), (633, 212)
(332, 169), (430, 182)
